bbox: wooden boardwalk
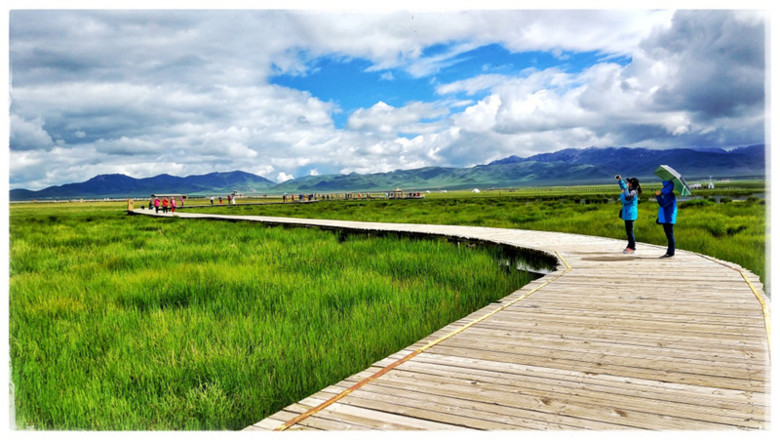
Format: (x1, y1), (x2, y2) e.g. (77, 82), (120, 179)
(131, 209), (770, 430)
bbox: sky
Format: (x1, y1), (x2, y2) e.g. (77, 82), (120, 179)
(6, 6), (769, 190)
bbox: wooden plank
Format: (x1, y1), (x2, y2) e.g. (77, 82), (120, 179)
(297, 396), (467, 430)
(265, 409), (321, 431)
(407, 352), (769, 408)
(369, 369), (765, 429)
(389, 359), (767, 425)
(416, 327), (769, 364)
(474, 315), (769, 350)
(504, 288), (763, 301)
(244, 417), (283, 431)
(439, 334), (765, 381)
(356, 370), (741, 430)
(491, 308), (766, 337)
(459, 326), (768, 366)
(276, 410), (372, 430)
(425, 345), (767, 393)
(326, 381), (635, 430)
(314, 388), (527, 430)
(507, 303), (766, 327)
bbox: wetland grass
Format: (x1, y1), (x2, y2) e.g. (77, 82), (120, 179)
(10, 203), (533, 430)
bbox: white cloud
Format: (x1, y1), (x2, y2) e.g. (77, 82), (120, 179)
(10, 115), (56, 151)
(309, 169), (320, 176)
(276, 172), (294, 183)
(436, 74), (510, 96)
(347, 101), (448, 136)
(7, 10), (766, 189)
(288, 10), (673, 79)
(449, 95), (500, 133)
(252, 164), (275, 177)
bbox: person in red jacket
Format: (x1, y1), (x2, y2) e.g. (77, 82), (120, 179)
(170, 197), (177, 213)
(162, 197), (169, 213)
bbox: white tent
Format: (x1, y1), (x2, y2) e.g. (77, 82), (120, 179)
(472, 188), (480, 193)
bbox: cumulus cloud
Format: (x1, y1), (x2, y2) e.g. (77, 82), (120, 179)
(252, 164), (275, 178)
(10, 115), (56, 151)
(8, 10), (766, 190)
(644, 10), (765, 120)
(433, 10), (766, 154)
(276, 172), (294, 183)
(347, 101), (448, 136)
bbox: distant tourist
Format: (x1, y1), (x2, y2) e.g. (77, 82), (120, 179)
(656, 181), (678, 258)
(162, 197), (169, 213)
(616, 175), (642, 254)
(219, 196), (223, 204)
(180, 197), (184, 207)
(210, 196), (214, 206)
(153, 197), (161, 213)
(170, 197), (177, 213)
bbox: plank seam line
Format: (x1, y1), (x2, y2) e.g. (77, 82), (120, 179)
(273, 251), (572, 431)
(697, 254), (770, 355)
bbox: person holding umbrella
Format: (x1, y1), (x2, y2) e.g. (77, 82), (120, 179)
(616, 174), (642, 254)
(656, 181), (677, 258)
(653, 165), (691, 259)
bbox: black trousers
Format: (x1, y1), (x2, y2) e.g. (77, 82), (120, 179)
(662, 223), (675, 256)
(624, 220), (636, 250)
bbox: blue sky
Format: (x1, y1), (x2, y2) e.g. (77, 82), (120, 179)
(271, 44), (633, 129)
(7, 9), (767, 188)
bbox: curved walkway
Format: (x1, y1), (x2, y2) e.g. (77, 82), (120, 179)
(131, 209), (770, 430)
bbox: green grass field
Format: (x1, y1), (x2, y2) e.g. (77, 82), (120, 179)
(9, 202), (532, 430)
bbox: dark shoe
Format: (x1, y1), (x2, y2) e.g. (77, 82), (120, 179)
(659, 254), (674, 259)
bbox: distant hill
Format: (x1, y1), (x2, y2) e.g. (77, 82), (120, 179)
(489, 144), (765, 180)
(275, 144), (764, 192)
(10, 171), (275, 201)
(10, 144), (765, 200)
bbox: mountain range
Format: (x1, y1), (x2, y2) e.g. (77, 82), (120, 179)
(10, 144), (765, 201)
(10, 171), (276, 201)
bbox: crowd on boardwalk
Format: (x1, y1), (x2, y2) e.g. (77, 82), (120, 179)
(150, 196), (183, 213)
(143, 190), (428, 211)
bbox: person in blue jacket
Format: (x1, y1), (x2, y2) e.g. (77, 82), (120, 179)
(656, 180), (677, 258)
(616, 175), (642, 254)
